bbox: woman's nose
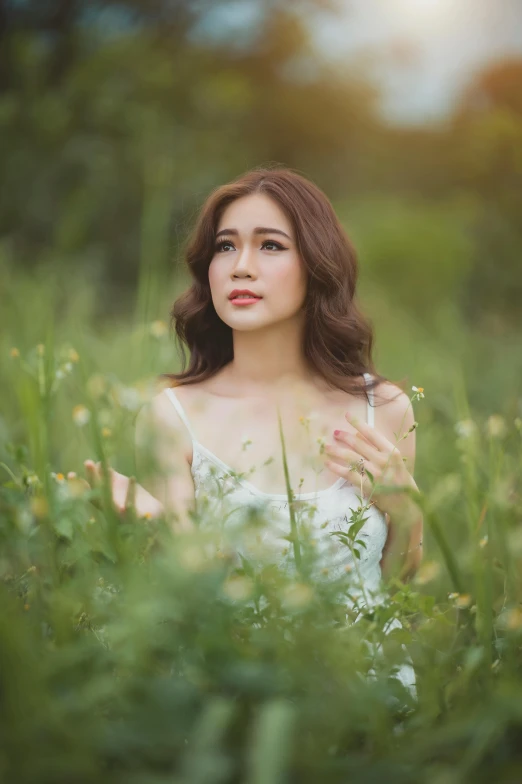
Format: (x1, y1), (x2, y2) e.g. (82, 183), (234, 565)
(233, 250), (257, 275)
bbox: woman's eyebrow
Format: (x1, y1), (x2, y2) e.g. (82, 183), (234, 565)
(215, 227), (292, 241)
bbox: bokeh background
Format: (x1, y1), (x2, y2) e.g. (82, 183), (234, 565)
(2, 6), (522, 779)
(1, 0), (521, 519)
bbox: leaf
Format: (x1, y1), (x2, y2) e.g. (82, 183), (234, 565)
(246, 699), (295, 784)
(54, 516), (73, 541)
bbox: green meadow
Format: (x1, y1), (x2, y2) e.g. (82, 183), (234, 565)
(2, 3), (522, 781)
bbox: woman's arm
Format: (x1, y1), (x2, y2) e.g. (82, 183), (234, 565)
(377, 385), (423, 581)
(134, 391), (197, 533)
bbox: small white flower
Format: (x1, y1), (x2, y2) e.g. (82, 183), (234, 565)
(117, 386), (141, 411)
(72, 404), (91, 427)
(454, 419), (478, 439)
(282, 582), (314, 610)
(411, 386), (425, 400)
(149, 320), (168, 339)
(486, 414), (507, 440)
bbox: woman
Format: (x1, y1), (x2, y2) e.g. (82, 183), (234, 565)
(85, 166), (423, 687)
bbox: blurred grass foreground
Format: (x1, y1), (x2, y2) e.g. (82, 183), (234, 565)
(2, 0), (522, 781)
(1, 307), (522, 783)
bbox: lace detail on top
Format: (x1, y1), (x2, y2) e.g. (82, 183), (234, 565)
(163, 374), (416, 695)
(164, 372), (386, 603)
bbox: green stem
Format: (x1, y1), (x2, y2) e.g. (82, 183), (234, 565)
(277, 408), (302, 574)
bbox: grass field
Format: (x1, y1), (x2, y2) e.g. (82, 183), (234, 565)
(2, 248), (522, 783)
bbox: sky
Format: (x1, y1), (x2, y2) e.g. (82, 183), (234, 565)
(312, 0), (522, 124)
(189, 0), (522, 125)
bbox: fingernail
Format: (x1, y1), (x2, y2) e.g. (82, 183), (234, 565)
(334, 430), (340, 436)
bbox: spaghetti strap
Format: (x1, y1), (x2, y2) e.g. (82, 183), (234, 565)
(164, 387), (198, 442)
(363, 372), (375, 428)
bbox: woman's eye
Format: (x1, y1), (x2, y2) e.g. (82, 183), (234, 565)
(215, 241), (233, 252)
(214, 240), (284, 252)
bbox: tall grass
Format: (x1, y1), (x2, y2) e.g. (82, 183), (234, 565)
(1, 248), (522, 781)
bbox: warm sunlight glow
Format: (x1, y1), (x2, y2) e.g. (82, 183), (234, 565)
(396, 0), (452, 21)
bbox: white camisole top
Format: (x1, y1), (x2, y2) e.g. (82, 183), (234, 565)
(163, 374), (417, 694)
(163, 372), (389, 611)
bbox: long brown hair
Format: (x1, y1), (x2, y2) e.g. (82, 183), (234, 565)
(159, 164), (399, 406)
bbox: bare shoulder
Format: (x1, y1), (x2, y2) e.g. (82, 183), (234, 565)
(134, 386), (193, 461)
(373, 380), (416, 471)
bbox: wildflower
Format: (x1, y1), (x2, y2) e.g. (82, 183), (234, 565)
(179, 544), (207, 572)
(116, 386), (141, 411)
(24, 604), (30, 611)
(479, 536), (488, 548)
(26, 473), (40, 487)
(486, 414), (507, 439)
(10, 347), (20, 358)
(282, 582), (314, 609)
(30, 496), (48, 518)
(455, 594), (472, 609)
(223, 575), (254, 601)
(72, 405), (91, 427)
(101, 427), (112, 438)
(411, 386), (425, 401)
(66, 474), (90, 500)
(149, 320), (168, 338)
(55, 473), (65, 483)
(505, 608), (522, 630)
(454, 419), (478, 439)
(69, 348), (80, 362)
(344, 564), (353, 573)
(414, 560), (441, 585)
(27, 565), (37, 574)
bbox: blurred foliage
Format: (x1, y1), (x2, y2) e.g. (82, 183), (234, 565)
(1, 4), (522, 779)
(0, 338), (522, 783)
(0, 1), (521, 332)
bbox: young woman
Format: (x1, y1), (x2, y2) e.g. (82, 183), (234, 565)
(85, 165), (423, 594)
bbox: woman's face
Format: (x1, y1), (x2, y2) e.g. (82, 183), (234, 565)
(208, 193), (307, 332)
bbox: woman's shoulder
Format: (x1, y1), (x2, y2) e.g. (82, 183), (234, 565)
(372, 379), (414, 426)
(371, 379), (416, 468)
(136, 380), (203, 459)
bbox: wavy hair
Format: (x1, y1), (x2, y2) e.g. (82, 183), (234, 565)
(159, 165), (399, 406)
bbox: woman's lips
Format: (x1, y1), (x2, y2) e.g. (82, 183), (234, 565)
(229, 296), (262, 306)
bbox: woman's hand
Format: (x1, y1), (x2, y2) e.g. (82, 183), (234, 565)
(323, 413), (419, 519)
(83, 459), (164, 521)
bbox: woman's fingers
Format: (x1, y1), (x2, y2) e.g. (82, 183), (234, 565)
(82, 460), (159, 520)
(84, 459), (101, 485)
